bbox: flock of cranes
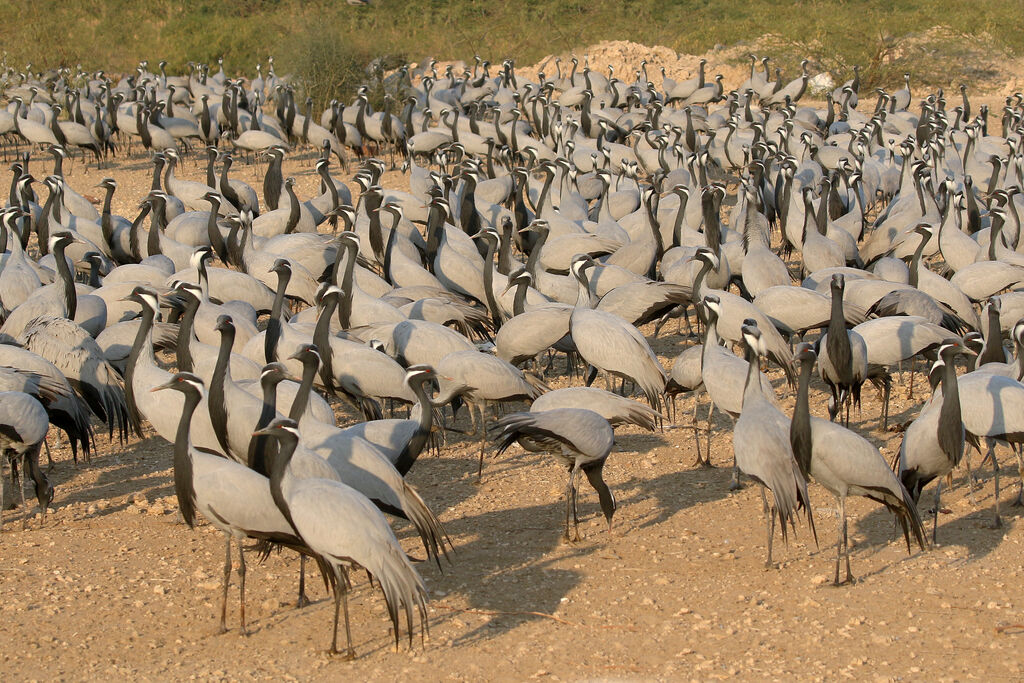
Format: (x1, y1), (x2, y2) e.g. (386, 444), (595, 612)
(1, 51), (1024, 656)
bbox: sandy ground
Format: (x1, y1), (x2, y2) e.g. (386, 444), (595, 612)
(2, 139), (1024, 682)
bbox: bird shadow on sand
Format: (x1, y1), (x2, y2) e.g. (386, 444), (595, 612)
(617, 458), (734, 532)
(417, 500), (601, 647)
(851, 486), (1007, 561)
(44, 434), (175, 518)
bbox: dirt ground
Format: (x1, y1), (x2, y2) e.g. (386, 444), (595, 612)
(3, 106), (1024, 681)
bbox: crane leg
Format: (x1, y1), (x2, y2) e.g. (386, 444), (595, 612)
(990, 441), (1002, 529)
(570, 466), (582, 542)
(0, 452), (5, 531)
(18, 454), (28, 530)
(1011, 444), (1024, 507)
(219, 536), (232, 634)
(907, 358), (916, 399)
(297, 555), (310, 608)
(728, 462), (741, 491)
(834, 495), (853, 585)
(963, 444), (979, 506)
(329, 567), (356, 660)
(842, 498), (853, 584)
(237, 540), (249, 636)
(833, 502), (843, 585)
(705, 401), (715, 466)
(766, 503), (777, 569)
(43, 438), (54, 471)
(7, 455), (19, 510)
(881, 380), (890, 432)
(691, 399), (704, 466)
(932, 479), (943, 545)
(563, 466), (581, 542)
(476, 405), (487, 481)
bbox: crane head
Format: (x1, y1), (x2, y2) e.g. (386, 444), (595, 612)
(259, 362), (299, 385)
(268, 257), (292, 276)
(214, 314), (235, 334)
(151, 372), (205, 396)
(740, 320), (767, 360)
(569, 254), (597, 280)
(252, 417), (301, 441)
(938, 338), (973, 359)
(794, 341), (816, 366)
(962, 331), (984, 356)
(288, 343), (321, 365)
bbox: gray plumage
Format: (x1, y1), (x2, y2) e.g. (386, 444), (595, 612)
(569, 256), (666, 409)
(733, 321), (814, 566)
(0, 391), (52, 529)
(256, 419), (429, 658)
(790, 344), (925, 584)
(495, 408), (617, 540)
(18, 314), (132, 442)
(531, 387), (662, 431)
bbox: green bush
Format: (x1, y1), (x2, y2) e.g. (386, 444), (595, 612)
(0, 0), (1020, 94)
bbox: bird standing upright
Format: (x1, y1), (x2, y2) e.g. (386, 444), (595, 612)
(733, 321), (815, 566)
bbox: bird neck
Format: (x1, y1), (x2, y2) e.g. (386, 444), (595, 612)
(206, 200), (227, 262)
(288, 356), (318, 423)
(124, 303), (157, 427)
(312, 296), (337, 392)
(524, 228), (548, 278)
(209, 327), (236, 457)
(479, 239), (503, 330)
(334, 249), (355, 330)
(128, 204), (150, 263)
(374, 213), (398, 286)
(248, 376), (281, 474)
(52, 242), (77, 320)
(497, 221), (514, 275)
(205, 152), (217, 189)
(826, 289), (852, 379)
(147, 200), (164, 256)
(790, 360), (814, 479)
(266, 271), (291, 363)
(671, 193), (688, 248)
(701, 192), (721, 251)
(267, 433), (300, 535)
(173, 389), (200, 528)
(988, 215), (1004, 262)
(937, 359), (964, 466)
(573, 272), (594, 310)
(512, 279), (529, 317)
(909, 235), (927, 288)
(741, 345), (763, 407)
(979, 308), (1003, 365)
(175, 297), (198, 372)
(100, 186), (115, 242)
